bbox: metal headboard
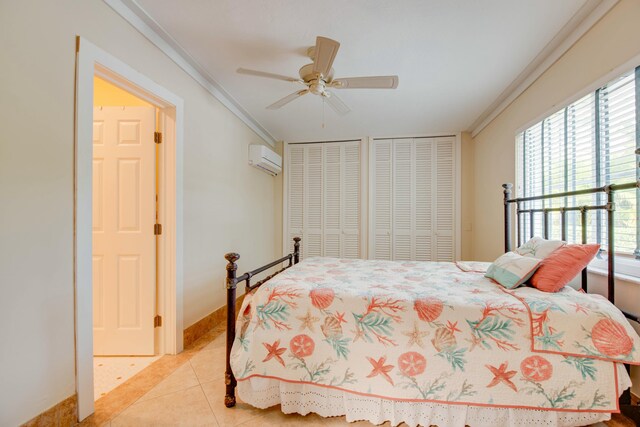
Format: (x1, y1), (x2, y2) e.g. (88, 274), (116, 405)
(503, 180), (639, 322)
(502, 179), (640, 419)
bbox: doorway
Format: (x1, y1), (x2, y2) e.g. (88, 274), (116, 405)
(92, 78), (159, 398)
(75, 37), (184, 421)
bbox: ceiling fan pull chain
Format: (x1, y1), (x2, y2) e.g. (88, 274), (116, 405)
(322, 97), (325, 128)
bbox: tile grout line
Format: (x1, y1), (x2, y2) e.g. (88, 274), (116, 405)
(199, 382), (221, 427)
(96, 336), (219, 425)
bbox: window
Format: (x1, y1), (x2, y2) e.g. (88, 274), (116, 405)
(517, 67), (639, 263)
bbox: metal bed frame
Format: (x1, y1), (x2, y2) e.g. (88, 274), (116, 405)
(223, 237), (301, 408)
(503, 179), (640, 421)
(220, 179), (640, 421)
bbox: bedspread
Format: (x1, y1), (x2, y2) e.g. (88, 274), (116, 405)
(230, 258), (640, 412)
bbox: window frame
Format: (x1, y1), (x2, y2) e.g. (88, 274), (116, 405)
(515, 63), (640, 279)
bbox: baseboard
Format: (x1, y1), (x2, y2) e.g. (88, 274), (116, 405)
(21, 394), (77, 427)
(183, 295), (245, 349)
(632, 392), (639, 406)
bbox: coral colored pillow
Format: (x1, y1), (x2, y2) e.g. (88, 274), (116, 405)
(530, 244), (600, 292)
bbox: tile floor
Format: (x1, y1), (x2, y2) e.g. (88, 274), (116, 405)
(81, 325), (634, 427)
(94, 356), (161, 400)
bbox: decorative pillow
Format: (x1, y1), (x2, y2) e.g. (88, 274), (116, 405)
(530, 244), (600, 293)
(456, 261), (491, 273)
(515, 236), (565, 259)
(485, 252), (542, 289)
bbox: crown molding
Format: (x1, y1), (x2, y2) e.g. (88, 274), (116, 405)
(103, 0), (277, 147)
(469, 0), (619, 138)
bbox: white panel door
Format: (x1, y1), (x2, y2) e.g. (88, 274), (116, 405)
(93, 107), (156, 356)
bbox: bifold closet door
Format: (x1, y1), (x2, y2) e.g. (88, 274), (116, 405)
(286, 141), (361, 259)
(370, 137), (455, 261)
(433, 138), (455, 261)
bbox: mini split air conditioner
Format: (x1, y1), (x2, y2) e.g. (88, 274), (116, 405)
(248, 144), (282, 176)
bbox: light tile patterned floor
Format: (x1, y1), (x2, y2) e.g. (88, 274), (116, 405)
(94, 356), (161, 400)
(82, 325), (633, 426)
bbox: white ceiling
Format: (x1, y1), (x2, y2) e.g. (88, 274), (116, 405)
(133, 0), (589, 142)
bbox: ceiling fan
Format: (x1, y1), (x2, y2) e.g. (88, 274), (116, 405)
(237, 36), (399, 115)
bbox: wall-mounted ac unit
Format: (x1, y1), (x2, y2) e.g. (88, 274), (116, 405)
(248, 144), (282, 176)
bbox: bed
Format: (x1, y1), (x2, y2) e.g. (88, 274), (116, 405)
(222, 181), (640, 427)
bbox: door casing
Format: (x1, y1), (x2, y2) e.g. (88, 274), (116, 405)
(75, 36), (184, 421)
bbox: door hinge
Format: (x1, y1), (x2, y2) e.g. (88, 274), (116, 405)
(154, 223), (162, 235)
(154, 131), (162, 144)
(154, 315), (162, 328)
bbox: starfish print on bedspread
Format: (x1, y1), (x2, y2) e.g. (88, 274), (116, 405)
(366, 356), (395, 385)
(297, 310), (320, 332)
(486, 361), (518, 392)
(262, 340), (286, 366)
(403, 322), (429, 347)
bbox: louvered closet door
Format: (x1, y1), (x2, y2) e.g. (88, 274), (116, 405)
(288, 145), (304, 257)
(304, 145), (323, 257)
(414, 139), (434, 261)
(286, 141), (361, 260)
(371, 137), (455, 261)
(372, 140), (393, 259)
(393, 140), (414, 260)
(323, 144), (341, 257)
(342, 142), (361, 258)
(433, 137), (455, 261)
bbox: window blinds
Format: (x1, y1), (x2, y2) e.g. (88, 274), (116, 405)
(517, 67), (639, 256)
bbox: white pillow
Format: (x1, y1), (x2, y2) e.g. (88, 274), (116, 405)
(515, 236), (565, 259)
(485, 252), (542, 289)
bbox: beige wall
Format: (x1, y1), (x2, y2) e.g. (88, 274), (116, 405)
(471, 0), (640, 393)
(0, 1), (281, 425)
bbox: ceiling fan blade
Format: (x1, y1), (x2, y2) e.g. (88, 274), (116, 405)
(312, 36), (340, 78)
(266, 90), (309, 110)
(324, 91), (350, 116)
(331, 75), (399, 89)
(237, 68), (302, 83)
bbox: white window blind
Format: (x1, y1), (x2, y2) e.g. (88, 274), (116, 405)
(517, 67), (639, 257)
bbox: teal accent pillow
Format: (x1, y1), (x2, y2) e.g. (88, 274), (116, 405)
(485, 252), (542, 289)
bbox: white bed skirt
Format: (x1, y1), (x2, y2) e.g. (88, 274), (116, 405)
(237, 365), (631, 427)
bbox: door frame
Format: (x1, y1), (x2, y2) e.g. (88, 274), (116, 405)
(74, 36), (184, 420)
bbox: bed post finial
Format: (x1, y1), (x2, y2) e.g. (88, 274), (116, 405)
(224, 252), (239, 408)
(503, 184), (513, 252)
(293, 237), (301, 264)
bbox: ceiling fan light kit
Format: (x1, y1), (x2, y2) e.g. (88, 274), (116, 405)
(237, 36), (399, 115)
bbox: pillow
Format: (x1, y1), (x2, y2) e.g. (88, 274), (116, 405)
(515, 236), (565, 259)
(485, 252), (542, 289)
(530, 244), (600, 293)
(456, 261), (491, 273)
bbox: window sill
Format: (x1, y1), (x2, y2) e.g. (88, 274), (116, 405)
(587, 266), (640, 285)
